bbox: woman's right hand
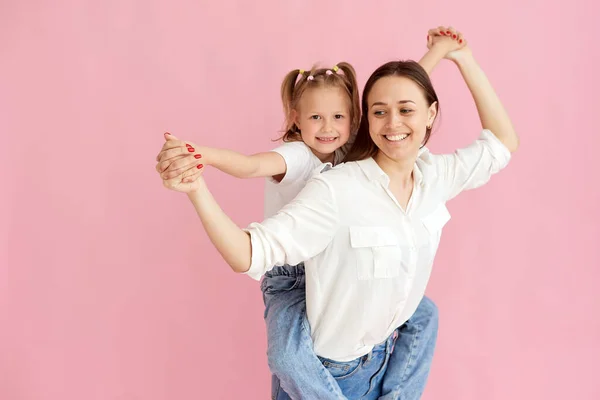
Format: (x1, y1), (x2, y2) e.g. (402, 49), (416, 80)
(155, 133), (207, 179)
(160, 164), (206, 193)
(156, 133), (206, 193)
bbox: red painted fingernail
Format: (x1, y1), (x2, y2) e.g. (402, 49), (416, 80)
(188, 147), (195, 152)
(186, 143), (192, 148)
(440, 32), (445, 35)
(194, 154), (202, 159)
(459, 39), (463, 43)
(427, 35), (429, 40)
(452, 34), (456, 39)
(446, 31), (451, 34)
(197, 164), (203, 169)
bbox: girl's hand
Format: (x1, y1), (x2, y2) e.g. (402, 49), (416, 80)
(156, 133), (206, 193)
(427, 26), (471, 62)
(155, 133), (204, 175)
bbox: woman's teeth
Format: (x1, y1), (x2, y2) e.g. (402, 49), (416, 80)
(385, 134), (409, 141)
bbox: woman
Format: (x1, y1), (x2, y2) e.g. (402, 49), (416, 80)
(158, 28), (518, 399)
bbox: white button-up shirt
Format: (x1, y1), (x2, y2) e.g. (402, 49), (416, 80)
(245, 130), (511, 361)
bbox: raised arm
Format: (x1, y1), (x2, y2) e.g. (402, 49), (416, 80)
(446, 36), (520, 152)
(423, 28), (519, 200)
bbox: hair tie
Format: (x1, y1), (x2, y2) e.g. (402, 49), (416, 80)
(332, 65), (339, 73)
(307, 75), (314, 81)
(299, 69), (305, 75)
(325, 70), (333, 75)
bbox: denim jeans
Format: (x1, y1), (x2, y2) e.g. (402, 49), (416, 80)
(262, 264), (439, 400)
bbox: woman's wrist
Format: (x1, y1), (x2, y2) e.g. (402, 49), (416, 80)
(187, 177), (209, 198)
(452, 50), (476, 69)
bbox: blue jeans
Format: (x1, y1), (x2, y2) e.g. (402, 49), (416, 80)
(261, 264), (439, 400)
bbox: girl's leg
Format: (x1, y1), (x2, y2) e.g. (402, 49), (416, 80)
(262, 264), (346, 400)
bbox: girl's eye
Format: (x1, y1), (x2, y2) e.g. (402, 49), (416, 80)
(334, 114), (344, 119)
(310, 115), (321, 120)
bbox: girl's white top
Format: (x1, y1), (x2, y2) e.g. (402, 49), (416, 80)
(263, 141), (344, 218)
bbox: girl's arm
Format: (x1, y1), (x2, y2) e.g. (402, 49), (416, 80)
(197, 148), (287, 179)
(418, 43), (449, 75)
(157, 133), (288, 180)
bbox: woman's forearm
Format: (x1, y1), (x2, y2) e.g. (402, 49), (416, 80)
(187, 178), (252, 273)
(454, 53), (520, 152)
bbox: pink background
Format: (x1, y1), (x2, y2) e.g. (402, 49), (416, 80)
(1, 0), (598, 399)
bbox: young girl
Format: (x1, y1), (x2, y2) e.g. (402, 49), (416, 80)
(155, 32), (464, 399)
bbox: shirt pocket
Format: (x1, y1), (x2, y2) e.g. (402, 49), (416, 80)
(349, 226), (403, 280)
(421, 203), (451, 235)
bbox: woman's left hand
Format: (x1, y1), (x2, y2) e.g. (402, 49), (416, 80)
(427, 26), (470, 61)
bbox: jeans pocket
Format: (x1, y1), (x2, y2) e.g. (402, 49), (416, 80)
(319, 356), (363, 380)
(261, 273), (302, 295)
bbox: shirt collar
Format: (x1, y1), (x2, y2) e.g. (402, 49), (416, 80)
(320, 162), (334, 173)
(355, 147), (437, 188)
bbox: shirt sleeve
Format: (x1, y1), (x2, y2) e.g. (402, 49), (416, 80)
(435, 129), (512, 201)
(270, 142), (315, 185)
(243, 175), (339, 280)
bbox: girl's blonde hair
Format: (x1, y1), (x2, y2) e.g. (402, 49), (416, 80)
(278, 62), (360, 142)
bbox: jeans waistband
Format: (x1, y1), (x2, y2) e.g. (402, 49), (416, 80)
(364, 328), (399, 361)
(264, 263), (305, 279)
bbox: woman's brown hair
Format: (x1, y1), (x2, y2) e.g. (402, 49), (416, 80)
(343, 60), (440, 162)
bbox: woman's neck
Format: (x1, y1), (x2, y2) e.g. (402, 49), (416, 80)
(373, 152), (416, 186)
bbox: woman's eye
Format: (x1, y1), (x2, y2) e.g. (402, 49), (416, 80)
(373, 110), (385, 116)
(400, 109), (413, 114)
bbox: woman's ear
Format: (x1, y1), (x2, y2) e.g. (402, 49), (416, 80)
(427, 101), (438, 127)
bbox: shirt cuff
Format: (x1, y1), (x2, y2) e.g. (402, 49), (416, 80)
(242, 224), (266, 281)
(481, 129), (511, 168)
